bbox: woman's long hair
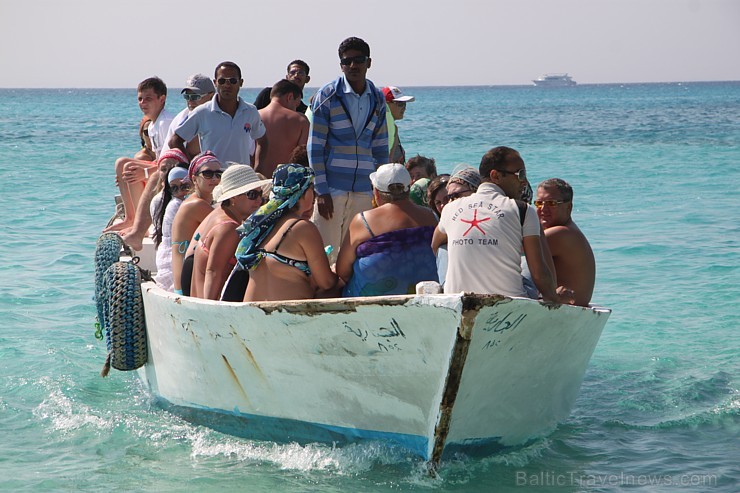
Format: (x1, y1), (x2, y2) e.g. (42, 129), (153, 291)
(153, 165), (188, 247)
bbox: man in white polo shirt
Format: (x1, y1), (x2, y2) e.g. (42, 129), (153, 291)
(432, 146), (572, 304)
(169, 61), (267, 167)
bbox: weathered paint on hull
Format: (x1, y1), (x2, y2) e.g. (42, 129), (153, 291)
(138, 283), (609, 461)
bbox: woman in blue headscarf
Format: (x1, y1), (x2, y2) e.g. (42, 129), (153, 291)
(236, 164), (337, 301)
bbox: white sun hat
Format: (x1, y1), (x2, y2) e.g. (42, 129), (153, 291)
(213, 164), (271, 203)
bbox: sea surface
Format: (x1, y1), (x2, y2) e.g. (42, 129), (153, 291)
(0, 83), (738, 492)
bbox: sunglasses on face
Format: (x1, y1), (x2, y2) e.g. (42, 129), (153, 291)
(170, 183), (191, 194)
(288, 69), (307, 77)
(498, 168), (527, 181)
(216, 77), (239, 85)
(393, 101), (406, 109)
(534, 199), (568, 209)
(197, 169), (223, 179)
(340, 55), (369, 66)
(244, 189), (262, 200)
(182, 93), (204, 101)
(445, 190), (471, 203)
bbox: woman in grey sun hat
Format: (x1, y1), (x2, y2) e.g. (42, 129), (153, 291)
(190, 164), (270, 301)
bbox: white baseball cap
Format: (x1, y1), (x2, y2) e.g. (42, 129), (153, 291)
(370, 163), (411, 192)
(382, 86), (415, 103)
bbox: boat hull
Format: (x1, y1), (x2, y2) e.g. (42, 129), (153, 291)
(138, 283), (609, 461)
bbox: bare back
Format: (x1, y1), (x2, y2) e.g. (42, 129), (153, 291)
(255, 103), (309, 178)
(244, 216), (335, 301)
(170, 195), (213, 291)
(544, 220), (595, 306)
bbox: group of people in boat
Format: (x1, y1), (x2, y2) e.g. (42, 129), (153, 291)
(105, 36), (596, 307)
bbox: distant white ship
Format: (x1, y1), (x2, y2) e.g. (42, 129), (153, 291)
(532, 73), (577, 87)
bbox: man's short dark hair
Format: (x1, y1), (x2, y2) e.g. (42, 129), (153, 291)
(288, 145), (309, 166)
(270, 79), (302, 99)
(538, 178), (573, 202)
(138, 77), (167, 97)
(338, 37), (370, 58)
(287, 59), (310, 75)
(215, 61), (242, 80)
(479, 146), (523, 181)
(406, 155), (437, 177)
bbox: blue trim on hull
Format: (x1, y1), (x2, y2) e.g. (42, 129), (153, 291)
(155, 397), (431, 459)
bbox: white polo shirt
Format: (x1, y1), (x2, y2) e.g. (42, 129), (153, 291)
(438, 182), (540, 296)
(174, 96), (265, 165)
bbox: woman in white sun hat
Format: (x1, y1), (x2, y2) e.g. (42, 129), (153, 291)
(190, 164), (270, 300)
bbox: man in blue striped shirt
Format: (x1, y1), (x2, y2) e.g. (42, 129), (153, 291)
(308, 37), (389, 262)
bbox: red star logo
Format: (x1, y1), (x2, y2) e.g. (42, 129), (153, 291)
(461, 209), (490, 236)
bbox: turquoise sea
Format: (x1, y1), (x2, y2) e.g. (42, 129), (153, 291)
(1, 82), (738, 492)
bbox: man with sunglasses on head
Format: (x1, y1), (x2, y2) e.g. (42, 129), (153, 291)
(253, 60), (311, 114)
(535, 178), (595, 306)
(432, 146), (573, 305)
(169, 61), (267, 168)
(119, 74), (215, 251)
(308, 37), (389, 263)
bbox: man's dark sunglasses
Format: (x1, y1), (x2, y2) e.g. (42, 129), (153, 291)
(340, 55), (369, 66)
(216, 77), (239, 85)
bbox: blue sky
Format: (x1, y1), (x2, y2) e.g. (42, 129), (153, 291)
(1, 0), (738, 88)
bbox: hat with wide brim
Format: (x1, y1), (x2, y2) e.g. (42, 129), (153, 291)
(213, 164), (271, 203)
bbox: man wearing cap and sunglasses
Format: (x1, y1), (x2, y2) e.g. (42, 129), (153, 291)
(432, 146), (574, 305)
(535, 178), (595, 306)
(308, 37), (389, 263)
(382, 86), (415, 164)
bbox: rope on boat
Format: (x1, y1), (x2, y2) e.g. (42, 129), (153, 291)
(94, 233), (123, 337)
(94, 233), (148, 376)
(100, 261), (148, 376)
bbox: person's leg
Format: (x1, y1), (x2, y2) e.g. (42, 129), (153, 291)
(103, 157), (134, 232)
(120, 170), (162, 250)
(311, 192), (348, 265)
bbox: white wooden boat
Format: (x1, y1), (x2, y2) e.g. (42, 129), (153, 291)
(135, 280), (610, 463)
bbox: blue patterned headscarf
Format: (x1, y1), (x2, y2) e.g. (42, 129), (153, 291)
(234, 164), (314, 271)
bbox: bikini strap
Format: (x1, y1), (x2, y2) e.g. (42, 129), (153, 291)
(360, 211), (375, 237)
(272, 219), (303, 253)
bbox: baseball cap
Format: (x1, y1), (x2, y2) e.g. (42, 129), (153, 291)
(370, 163), (411, 192)
(181, 74), (216, 95)
(382, 86), (415, 103)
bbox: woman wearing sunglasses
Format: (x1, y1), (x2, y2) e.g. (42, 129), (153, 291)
(151, 165), (191, 291)
(170, 151), (223, 295)
(189, 165), (270, 301)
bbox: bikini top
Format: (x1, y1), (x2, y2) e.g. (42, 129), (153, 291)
(198, 219), (240, 266)
(257, 219), (311, 276)
(360, 211), (375, 237)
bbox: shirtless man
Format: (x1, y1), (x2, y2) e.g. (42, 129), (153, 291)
(535, 178), (596, 306)
(255, 80), (309, 178)
(254, 60), (311, 114)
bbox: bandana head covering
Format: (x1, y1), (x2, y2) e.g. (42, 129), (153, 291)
(235, 164), (314, 271)
(409, 177), (430, 206)
(188, 150), (221, 182)
(157, 148), (189, 167)
(449, 164), (481, 191)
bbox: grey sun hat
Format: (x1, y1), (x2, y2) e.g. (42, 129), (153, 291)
(213, 164), (272, 203)
(181, 73), (216, 95)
